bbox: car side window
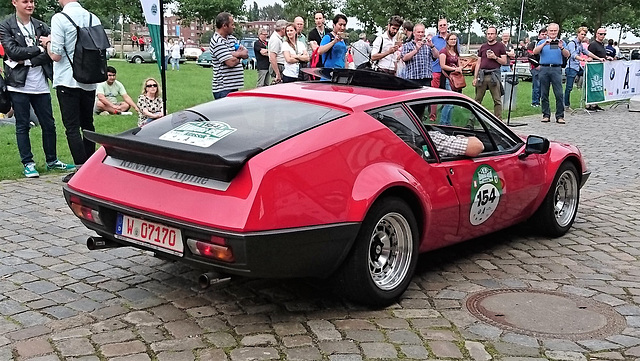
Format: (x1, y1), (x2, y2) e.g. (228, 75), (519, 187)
(369, 107), (432, 160)
(407, 100), (520, 159)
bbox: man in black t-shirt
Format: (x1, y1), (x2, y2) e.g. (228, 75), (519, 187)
(254, 28), (270, 87)
(588, 28), (612, 60)
(308, 11), (326, 67)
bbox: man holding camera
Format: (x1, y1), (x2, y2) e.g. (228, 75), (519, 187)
(532, 23), (570, 124)
(473, 26), (507, 120)
(371, 16), (404, 74)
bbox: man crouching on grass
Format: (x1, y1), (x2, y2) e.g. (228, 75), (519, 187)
(95, 66), (139, 115)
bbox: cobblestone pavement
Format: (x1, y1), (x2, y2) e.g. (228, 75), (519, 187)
(1, 106), (640, 361)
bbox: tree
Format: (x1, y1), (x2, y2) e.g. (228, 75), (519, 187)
(83, 0), (145, 26)
(249, 1), (260, 21)
(176, 0), (244, 24)
(342, 0), (439, 38)
(283, 0), (338, 28)
(260, 3), (286, 21)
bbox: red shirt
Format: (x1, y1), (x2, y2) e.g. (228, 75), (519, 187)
(478, 42), (506, 70)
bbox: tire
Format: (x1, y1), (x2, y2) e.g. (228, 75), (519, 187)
(133, 56), (143, 64)
(336, 197), (419, 306)
(532, 162), (580, 237)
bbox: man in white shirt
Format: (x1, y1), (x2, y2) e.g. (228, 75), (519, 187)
(268, 20), (287, 83)
(371, 15), (403, 74)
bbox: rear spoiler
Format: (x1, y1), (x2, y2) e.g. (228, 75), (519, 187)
(84, 130), (261, 182)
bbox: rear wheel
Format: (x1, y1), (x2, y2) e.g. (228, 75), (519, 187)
(532, 162), (580, 237)
(336, 197), (419, 306)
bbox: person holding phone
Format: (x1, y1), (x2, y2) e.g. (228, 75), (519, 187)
(473, 26), (508, 120)
(318, 14), (348, 69)
(532, 22), (570, 124)
(400, 24), (439, 86)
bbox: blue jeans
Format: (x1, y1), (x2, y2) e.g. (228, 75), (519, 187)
(171, 57), (180, 70)
(531, 67), (541, 105)
(440, 78), (453, 125)
(564, 67), (578, 107)
(539, 66), (564, 119)
(9, 92), (57, 165)
(213, 89), (237, 100)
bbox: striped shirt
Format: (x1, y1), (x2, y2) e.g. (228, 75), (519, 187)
(401, 41), (433, 80)
(209, 32), (244, 93)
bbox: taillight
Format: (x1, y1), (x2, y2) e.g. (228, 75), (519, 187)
(187, 236), (234, 262)
(70, 202), (103, 225)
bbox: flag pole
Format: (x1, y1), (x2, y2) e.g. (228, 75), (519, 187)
(159, 0), (167, 115)
(506, 0), (527, 127)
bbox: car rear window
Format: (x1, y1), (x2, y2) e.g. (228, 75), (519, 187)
(135, 96), (346, 154)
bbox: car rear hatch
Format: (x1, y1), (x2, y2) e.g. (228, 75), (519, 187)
(85, 96), (346, 183)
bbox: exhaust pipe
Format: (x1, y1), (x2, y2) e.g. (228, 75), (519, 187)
(198, 271), (231, 289)
(87, 236), (123, 250)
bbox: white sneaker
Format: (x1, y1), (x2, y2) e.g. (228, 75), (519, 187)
(120, 111), (133, 115)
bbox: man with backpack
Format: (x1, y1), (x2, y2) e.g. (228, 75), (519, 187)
(41, 0), (106, 182)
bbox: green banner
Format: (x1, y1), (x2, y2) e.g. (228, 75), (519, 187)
(147, 23), (163, 73)
(585, 62), (605, 104)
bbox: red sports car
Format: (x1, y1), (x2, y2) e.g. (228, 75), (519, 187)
(64, 70), (589, 306)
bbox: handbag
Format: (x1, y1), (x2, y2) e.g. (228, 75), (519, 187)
(0, 73), (12, 114)
(448, 71), (466, 90)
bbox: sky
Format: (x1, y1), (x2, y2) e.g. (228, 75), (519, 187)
(245, 0), (640, 45)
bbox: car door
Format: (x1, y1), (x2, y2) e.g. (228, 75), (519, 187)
(367, 105), (460, 252)
(407, 98), (547, 242)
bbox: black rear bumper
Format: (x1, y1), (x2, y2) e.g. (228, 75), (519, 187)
(63, 186), (360, 278)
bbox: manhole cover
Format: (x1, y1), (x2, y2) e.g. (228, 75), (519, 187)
(466, 289), (626, 340)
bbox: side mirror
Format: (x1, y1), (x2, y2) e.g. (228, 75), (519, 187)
(520, 135), (549, 159)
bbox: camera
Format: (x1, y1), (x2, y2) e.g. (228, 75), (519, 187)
(549, 39), (559, 49)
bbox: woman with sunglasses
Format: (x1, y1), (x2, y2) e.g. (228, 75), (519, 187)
(136, 78), (163, 127)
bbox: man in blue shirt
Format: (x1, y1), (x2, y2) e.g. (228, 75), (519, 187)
(432, 18), (460, 90)
(564, 26), (603, 110)
(42, 0), (102, 182)
(318, 14), (348, 69)
(532, 23), (570, 124)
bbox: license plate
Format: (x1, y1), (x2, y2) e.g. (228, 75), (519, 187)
(115, 214), (183, 256)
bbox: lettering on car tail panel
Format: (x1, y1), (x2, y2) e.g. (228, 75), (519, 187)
(103, 156), (230, 191)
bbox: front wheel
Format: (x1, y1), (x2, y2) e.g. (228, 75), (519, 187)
(133, 56), (143, 64)
(335, 197), (419, 306)
(532, 162), (580, 237)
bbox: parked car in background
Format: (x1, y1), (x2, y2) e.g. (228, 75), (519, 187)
(197, 51), (212, 68)
(240, 38), (257, 70)
(459, 54), (477, 76)
(106, 47), (116, 59)
(183, 44), (204, 60)
(125, 47), (186, 64)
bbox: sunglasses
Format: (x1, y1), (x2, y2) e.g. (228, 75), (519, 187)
(146, 84), (158, 88)
(598, 33), (606, 35)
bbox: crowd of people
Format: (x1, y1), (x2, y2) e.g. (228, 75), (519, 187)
(2, 2), (627, 179)
(0, 0), (168, 180)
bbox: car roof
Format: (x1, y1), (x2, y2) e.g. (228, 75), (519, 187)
(234, 81), (463, 113)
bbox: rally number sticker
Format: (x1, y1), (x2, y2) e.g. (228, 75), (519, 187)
(159, 121), (236, 147)
(470, 165), (503, 225)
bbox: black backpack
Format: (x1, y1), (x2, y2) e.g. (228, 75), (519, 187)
(60, 12), (110, 84)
